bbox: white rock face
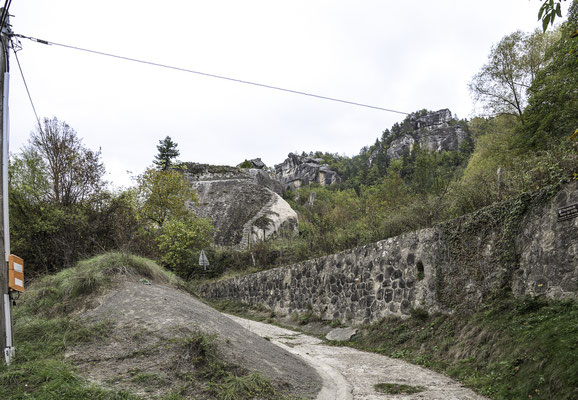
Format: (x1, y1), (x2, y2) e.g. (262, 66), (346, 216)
(243, 193), (298, 249)
(183, 163), (298, 248)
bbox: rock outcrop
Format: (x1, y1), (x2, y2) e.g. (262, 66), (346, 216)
(237, 158), (266, 169)
(370, 109), (471, 164)
(182, 163), (297, 248)
(275, 153), (341, 191)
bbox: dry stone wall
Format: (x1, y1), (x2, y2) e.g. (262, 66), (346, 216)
(198, 182), (577, 324)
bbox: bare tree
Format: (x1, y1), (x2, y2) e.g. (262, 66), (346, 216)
(29, 117), (105, 205)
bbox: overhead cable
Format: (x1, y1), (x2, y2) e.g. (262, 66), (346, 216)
(0, 0), (12, 31)
(13, 33), (409, 115)
(12, 47), (43, 131)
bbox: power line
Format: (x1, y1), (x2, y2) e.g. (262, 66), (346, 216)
(12, 47), (42, 131)
(13, 33), (409, 116)
(0, 0), (12, 32)
(0, 1), (8, 31)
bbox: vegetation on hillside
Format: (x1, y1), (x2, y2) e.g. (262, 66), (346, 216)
(9, 4), (576, 282)
(9, 124), (214, 279)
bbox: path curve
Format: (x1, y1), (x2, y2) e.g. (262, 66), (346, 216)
(226, 315), (488, 400)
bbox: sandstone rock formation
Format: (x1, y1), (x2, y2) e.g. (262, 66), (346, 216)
(275, 153), (341, 191)
(182, 163), (297, 248)
(370, 109), (471, 164)
(237, 158), (266, 169)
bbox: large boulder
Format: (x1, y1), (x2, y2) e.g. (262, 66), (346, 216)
(182, 163), (297, 248)
(275, 153), (341, 191)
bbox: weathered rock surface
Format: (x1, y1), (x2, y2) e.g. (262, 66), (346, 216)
(183, 163), (297, 247)
(325, 327), (358, 342)
(198, 182), (577, 324)
(370, 109), (471, 164)
(275, 153), (341, 191)
(237, 157), (267, 169)
(514, 182), (578, 299)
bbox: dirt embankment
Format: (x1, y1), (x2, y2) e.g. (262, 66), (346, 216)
(68, 278), (322, 399)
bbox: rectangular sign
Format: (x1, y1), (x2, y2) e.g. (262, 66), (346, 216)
(8, 254), (24, 292)
(558, 203), (578, 221)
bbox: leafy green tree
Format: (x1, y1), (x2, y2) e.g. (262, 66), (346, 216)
(156, 215), (214, 278)
(133, 168), (214, 275)
(153, 136), (180, 170)
(469, 30), (557, 123)
(135, 168), (197, 226)
(521, 0), (578, 147)
(9, 120), (119, 276)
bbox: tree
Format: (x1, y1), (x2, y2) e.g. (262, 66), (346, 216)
(522, 0), (578, 147)
(9, 118), (117, 275)
(133, 168), (214, 276)
(28, 117), (105, 205)
(539, 0), (566, 31)
(135, 168), (197, 226)
(469, 30), (558, 123)
(154, 136), (180, 170)
(156, 215), (214, 278)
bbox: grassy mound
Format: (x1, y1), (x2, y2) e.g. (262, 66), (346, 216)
(0, 252), (292, 400)
(0, 252), (170, 400)
(21, 252), (180, 317)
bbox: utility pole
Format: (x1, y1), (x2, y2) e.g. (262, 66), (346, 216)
(0, 7), (12, 365)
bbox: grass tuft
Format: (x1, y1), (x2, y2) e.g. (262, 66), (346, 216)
(210, 372), (276, 400)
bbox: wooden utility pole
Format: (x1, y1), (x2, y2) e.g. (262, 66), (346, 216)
(0, 7), (12, 364)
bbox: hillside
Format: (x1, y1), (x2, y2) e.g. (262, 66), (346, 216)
(0, 253), (321, 399)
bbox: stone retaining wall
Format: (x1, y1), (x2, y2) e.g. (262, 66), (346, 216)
(197, 182), (577, 324)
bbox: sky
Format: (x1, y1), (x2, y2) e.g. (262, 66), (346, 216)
(6, 1), (570, 188)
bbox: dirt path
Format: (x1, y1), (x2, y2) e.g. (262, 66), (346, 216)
(226, 315), (488, 400)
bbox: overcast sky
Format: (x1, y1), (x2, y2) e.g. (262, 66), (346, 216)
(7, 1), (570, 188)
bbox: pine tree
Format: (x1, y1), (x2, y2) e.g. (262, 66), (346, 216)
(154, 136), (180, 170)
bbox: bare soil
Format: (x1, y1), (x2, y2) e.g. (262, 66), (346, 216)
(67, 278), (322, 399)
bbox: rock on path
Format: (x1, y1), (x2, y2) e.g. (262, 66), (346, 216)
(226, 315), (488, 400)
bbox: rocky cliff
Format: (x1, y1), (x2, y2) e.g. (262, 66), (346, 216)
(370, 109), (471, 164)
(275, 153), (341, 191)
(182, 163), (297, 248)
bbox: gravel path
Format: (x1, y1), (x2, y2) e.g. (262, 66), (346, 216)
(226, 315), (488, 400)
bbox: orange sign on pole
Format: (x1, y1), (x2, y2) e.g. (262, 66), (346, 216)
(8, 254), (24, 292)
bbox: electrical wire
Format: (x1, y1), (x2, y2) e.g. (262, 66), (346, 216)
(13, 33), (409, 115)
(0, 1), (8, 31)
(12, 48), (43, 131)
(0, 0), (12, 31)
